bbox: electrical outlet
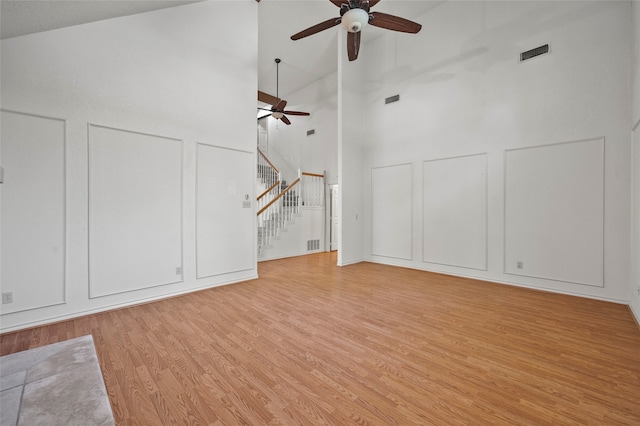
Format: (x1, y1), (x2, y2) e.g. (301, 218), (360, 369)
(2, 292), (13, 304)
(517, 261), (523, 269)
(176, 267), (182, 275)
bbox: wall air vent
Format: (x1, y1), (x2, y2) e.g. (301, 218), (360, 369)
(307, 239), (320, 251)
(385, 94), (400, 104)
(520, 44), (550, 62)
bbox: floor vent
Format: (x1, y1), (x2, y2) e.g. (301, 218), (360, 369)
(520, 44), (549, 62)
(307, 239), (320, 251)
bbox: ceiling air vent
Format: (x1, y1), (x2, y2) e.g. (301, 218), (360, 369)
(307, 129), (315, 136)
(520, 44), (549, 62)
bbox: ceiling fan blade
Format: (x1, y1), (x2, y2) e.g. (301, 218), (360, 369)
(291, 17), (341, 40)
(366, 0), (381, 8)
(347, 31), (361, 61)
(276, 99), (288, 111)
(283, 110), (310, 116)
(258, 113), (272, 120)
(258, 90), (280, 106)
(369, 12), (422, 34)
(280, 115), (292, 125)
(330, 0), (349, 7)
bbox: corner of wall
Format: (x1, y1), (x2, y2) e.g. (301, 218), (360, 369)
(630, 292), (640, 329)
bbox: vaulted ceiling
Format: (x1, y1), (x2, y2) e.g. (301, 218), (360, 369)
(1, 0), (440, 99)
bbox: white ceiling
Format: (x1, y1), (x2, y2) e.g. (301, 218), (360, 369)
(0, 1), (204, 39)
(258, 0), (441, 98)
(1, 0), (439, 100)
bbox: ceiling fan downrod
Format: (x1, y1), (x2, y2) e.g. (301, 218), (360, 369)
(272, 58), (284, 120)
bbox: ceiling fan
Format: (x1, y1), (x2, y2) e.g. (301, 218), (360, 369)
(257, 58), (310, 125)
(291, 0), (422, 62)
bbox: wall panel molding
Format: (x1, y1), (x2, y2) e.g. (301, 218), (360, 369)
(1, 109), (66, 314)
(504, 137), (605, 287)
(422, 153), (488, 271)
(88, 124), (184, 298)
(371, 163), (413, 260)
(196, 143), (254, 279)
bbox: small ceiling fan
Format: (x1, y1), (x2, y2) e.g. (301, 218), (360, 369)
(257, 58), (310, 125)
(291, 0), (422, 61)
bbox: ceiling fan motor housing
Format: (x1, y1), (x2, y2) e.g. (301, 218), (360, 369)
(342, 8), (369, 33)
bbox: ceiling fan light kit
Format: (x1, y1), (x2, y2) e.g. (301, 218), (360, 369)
(290, 0), (422, 61)
(342, 8), (369, 33)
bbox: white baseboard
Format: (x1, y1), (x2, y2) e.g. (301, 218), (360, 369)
(630, 293), (640, 329)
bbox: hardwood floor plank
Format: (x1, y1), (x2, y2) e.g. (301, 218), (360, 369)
(2, 252), (639, 425)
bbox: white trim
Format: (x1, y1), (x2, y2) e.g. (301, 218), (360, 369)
(630, 296), (640, 327)
(0, 109), (67, 314)
(503, 137), (605, 287)
(0, 274), (257, 334)
(421, 153), (489, 271)
(370, 256), (629, 305)
(87, 123), (185, 299)
(370, 162), (413, 261)
(194, 143), (255, 279)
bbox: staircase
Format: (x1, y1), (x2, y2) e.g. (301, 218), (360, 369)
(256, 148), (324, 256)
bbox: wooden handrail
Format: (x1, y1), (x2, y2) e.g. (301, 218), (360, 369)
(301, 172), (324, 178)
(257, 148), (279, 174)
(257, 180), (281, 201)
(257, 178), (300, 216)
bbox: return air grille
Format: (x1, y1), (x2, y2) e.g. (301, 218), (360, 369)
(520, 44), (549, 62)
(307, 239), (320, 251)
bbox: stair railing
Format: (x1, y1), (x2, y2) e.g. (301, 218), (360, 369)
(256, 179), (281, 215)
(300, 171), (325, 207)
(257, 147), (280, 188)
(256, 149), (326, 252)
(257, 178), (301, 248)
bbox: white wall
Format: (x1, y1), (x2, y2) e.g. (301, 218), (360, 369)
(371, 163), (413, 260)
(0, 1), (258, 332)
(633, 0), (640, 127)
(1, 111), (66, 312)
(338, 31), (365, 266)
(361, 1), (632, 302)
(422, 154), (487, 270)
(630, 0), (640, 323)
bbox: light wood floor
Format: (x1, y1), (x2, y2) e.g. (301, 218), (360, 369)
(2, 252), (640, 425)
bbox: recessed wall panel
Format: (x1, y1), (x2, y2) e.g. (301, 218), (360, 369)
(422, 154), (487, 270)
(196, 144), (254, 278)
(1, 110), (66, 313)
(371, 163), (412, 260)
(504, 138), (604, 286)
(88, 125), (183, 298)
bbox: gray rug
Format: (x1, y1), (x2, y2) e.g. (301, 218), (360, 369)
(0, 335), (115, 426)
